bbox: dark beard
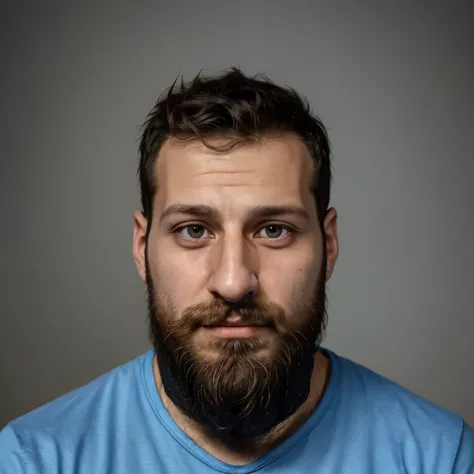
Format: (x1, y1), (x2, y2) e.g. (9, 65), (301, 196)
(146, 254), (327, 441)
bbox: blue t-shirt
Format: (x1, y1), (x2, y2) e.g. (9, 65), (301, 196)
(1, 349), (473, 473)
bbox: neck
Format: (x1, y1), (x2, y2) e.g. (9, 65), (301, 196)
(152, 351), (330, 465)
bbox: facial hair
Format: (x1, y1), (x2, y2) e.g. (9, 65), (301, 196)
(146, 253), (328, 441)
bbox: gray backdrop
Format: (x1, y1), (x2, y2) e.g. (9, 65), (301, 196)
(1, 1), (473, 429)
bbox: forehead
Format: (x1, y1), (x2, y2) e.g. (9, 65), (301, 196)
(154, 133), (316, 215)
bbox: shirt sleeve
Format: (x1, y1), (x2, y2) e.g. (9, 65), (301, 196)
(452, 420), (474, 473)
(0, 424), (26, 474)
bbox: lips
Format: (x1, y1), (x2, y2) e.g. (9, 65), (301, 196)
(201, 324), (268, 339)
(203, 322), (267, 328)
(200, 313), (272, 341)
(202, 314), (268, 328)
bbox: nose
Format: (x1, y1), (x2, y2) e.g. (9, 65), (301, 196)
(207, 234), (259, 303)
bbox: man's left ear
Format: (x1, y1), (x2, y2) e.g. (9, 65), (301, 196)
(323, 208), (339, 280)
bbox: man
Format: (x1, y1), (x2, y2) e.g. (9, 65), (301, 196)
(1, 68), (472, 473)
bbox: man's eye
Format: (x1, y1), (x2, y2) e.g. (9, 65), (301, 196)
(176, 224), (292, 241)
(176, 224), (210, 240)
(257, 225), (290, 239)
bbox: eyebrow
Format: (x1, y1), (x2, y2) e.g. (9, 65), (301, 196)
(159, 204), (310, 223)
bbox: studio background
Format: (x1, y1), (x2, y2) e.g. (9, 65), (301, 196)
(1, 1), (473, 428)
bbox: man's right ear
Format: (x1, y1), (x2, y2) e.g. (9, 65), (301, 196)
(132, 210), (148, 282)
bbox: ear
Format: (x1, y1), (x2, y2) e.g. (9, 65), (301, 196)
(133, 210), (148, 283)
(323, 207), (339, 281)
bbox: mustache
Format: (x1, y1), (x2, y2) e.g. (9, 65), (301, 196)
(175, 299), (286, 331)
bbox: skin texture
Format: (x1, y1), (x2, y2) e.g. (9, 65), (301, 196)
(133, 133), (339, 464)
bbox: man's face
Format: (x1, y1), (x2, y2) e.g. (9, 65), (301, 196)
(133, 133), (338, 438)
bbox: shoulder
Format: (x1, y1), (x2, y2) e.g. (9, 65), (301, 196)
(8, 351), (150, 432)
(331, 349), (463, 431)
(326, 349), (473, 471)
(0, 351), (153, 473)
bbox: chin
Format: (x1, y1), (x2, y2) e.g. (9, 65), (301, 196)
(193, 333), (281, 365)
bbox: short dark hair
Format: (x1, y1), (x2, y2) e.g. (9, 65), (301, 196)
(138, 67), (332, 225)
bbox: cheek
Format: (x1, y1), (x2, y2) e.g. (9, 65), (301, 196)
(262, 258), (320, 306)
(150, 248), (209, 313)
